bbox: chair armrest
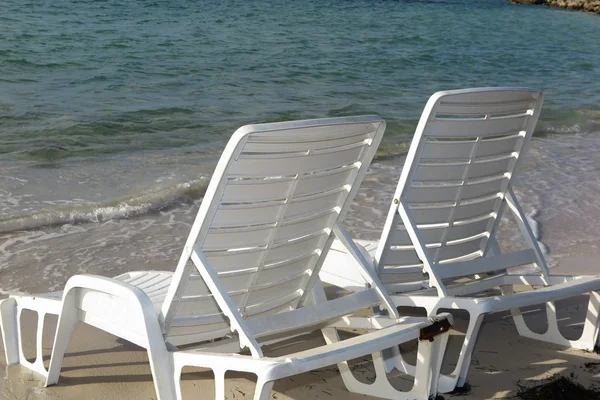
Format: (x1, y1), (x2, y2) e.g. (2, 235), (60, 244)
(63, 274), (155, 312)
(60, 274), (164, 348)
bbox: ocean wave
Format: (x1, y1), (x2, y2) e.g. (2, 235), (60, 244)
(509, 208), (550, 274)
(542, 124), (581, 134)
(0, 179), (209, 234)
(525, 208), (549, 258)
(5, 58), (84, 68)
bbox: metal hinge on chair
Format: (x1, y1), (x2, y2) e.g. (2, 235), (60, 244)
(419, 318), (452, 342)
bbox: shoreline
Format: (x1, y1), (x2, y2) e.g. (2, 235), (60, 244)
(509, 0), (600, 14)
(1, 132), (599, 398)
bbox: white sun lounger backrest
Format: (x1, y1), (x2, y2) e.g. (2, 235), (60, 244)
(160, 116), (386, 351)
(375, 88), (544, 296)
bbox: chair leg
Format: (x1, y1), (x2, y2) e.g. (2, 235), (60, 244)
(45, 300), (78, 386)
(0, 298), (20, 365)
(500, 285), (536, 339)
(254, 376), (274, 400)
(455, 312), (484, 388)
(412, 333), (447, 398)
(171, 360), (228, 400)
(435, 310), (484, 392)
(428, 329), (448, 396)
(586, 291), (600, 349)
(147, 347), (177, 400)
(320, 327), (368, 394)
(173, 360), (184, 400)
(321, 326), (446, 399)
(502, 286), (600, 351)
(557, 290), (600, 350)
(214, 368), (226, 400)
(1, 298), (63, 378)
(382, 344), (416, 375)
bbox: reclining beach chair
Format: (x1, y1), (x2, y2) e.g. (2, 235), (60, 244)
(0, 116), (452, 400)
(319, 88), (600, 392)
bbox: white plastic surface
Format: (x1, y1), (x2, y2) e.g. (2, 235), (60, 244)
(319, 88), (600, 392)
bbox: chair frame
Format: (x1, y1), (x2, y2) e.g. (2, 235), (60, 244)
(319, 88), (600, 392)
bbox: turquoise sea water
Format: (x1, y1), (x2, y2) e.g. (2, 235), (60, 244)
(0, 0), (599, 292)
(2, 0), (599, 163)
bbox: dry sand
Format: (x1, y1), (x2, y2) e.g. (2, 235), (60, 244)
(1, 253), (600, 400)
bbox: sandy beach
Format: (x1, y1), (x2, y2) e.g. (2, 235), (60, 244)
(1, 253), (600, 400)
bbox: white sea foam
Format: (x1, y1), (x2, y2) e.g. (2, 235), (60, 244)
(2, 132), (599, 294)
(0, 175), (28, 183)
(507, 208), (551, 274)
(544, 124), (581, 134)
(0, 179), (209, 234)
(526, 208), (549, 258)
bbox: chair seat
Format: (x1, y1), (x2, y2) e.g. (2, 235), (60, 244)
(114, 271), (173, 313)
(319, 239), (379, 291)
(478, 274), (600, 314)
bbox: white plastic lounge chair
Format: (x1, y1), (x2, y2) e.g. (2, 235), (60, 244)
(319, 88), (600, 392)
(0, 116), (452, 400)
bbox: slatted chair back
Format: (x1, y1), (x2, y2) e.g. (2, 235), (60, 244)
(375, 88), (544, 296)
(159, 116), (386, 350)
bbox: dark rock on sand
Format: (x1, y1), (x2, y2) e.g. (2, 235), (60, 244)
(510, 0), (600, 14)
